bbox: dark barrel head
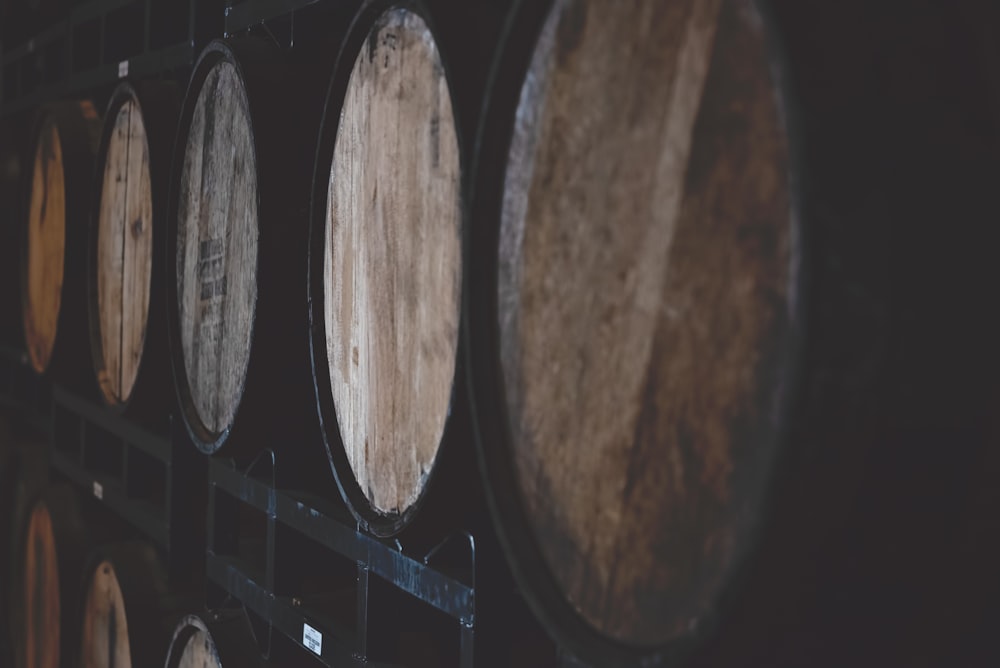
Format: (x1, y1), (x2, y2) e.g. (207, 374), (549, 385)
(470, 0), (800, 661)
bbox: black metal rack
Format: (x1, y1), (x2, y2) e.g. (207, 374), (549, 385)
(207, 453), (478, 667)
(224, 0), (322, 37)
(48, 386), (207, 582)
(0, 1), (551, 665)
(0, 347), (206, 586)
(0, 346), (52, 434)
(0, 0), (218, 116)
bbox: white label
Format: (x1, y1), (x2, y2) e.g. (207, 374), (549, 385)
(118, 60), (129, 78)
(92, 481), (103, 500)
(303, 623), (322, 655)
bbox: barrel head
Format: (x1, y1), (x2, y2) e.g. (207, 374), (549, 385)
(94, 93), (154, 407)
(175, 58), (259, 444)
(23, 119), (65, 375)
(21, 501), (60, 668)
(475, 0), (800, 657)
(79, 560), (130, 668)
(317, 4), (462, 532)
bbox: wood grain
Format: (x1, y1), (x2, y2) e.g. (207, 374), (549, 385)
(79, 560), (130, 668)
(176, 60), (259, 438)
(324, 8), (462, 516)
(24, 119), (66, 374)
(96, 98), (154, 405)
(498, 0), (793, 645)
(22, 502), (60, 668)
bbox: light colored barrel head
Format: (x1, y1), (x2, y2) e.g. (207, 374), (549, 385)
(324, 8), (462, 517)
(22, 502), (60, 668)
(498, 0), (794, 646)
(176, 60), (259, 438)
(24, 120), (66, 374)
(96, 98), (154, 405)
(174, 628), (219, 668)
(79, 560), (131, 668)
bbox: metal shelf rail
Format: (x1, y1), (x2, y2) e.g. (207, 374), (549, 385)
(0, 0), (217, 116)
(224, 0), (322, 37)
(49, 386), (207, 583)
(0, 1), (552, 665)
(207, 453), (477, 667)
(0, 346), (51, 434)
(0, 348), (207, 586)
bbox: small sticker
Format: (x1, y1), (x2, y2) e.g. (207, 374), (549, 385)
(27, 39), (34, 53)
(92, 481), (103, 500)
(303, 623), (322, 655)
(118, 60), (129, 78)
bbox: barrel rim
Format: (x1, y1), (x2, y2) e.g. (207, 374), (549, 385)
(307, 0), (468, 537)
(87, 82), (150, 411)
(167, 39), (262, 454)
(464, 0), (813, 663)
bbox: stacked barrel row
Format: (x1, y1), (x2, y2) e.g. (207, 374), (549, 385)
(4, 0), (1000, 666)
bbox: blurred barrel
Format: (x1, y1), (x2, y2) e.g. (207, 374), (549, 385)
(21, 100), (101, 385)
(0, 423), (48, 667)
(10, 485), (90, 668)
(163, 611), (265, 668)
(469, 0), (1000, 665)
(87, 81), (179, 424)
(469, 0), (798, 662)
(167, 39), (327, 468)
(309, 0), (464, 536)
(78, 541), (190, 668)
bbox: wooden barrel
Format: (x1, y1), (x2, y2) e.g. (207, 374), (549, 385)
(163, 611), (265, 668)
(0, 416), (13, 666)
(87, 81), (180, 423)
(469, 0), (1000, 665)
(21, 100), (101, 384)
(78, 541), (189, 668)
(167, 39), (328, 470)
(0, 424), (49, 667)
(10, 485), (90, 668)
(309, 0), (464, 536)
(469, 0), (798, 662)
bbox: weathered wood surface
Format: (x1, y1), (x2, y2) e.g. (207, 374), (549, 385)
(165, 613), (263, 668)
(23, 120), (66, 374)
(21, 501), (61, 668)
(172, 627), (217, 668)
(95, 98), (154, 405)
(176, 60), (259, 438)
(79, 560), (130, 668)
(324, 8), (462, 516)
(497, 0), (793, 646)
